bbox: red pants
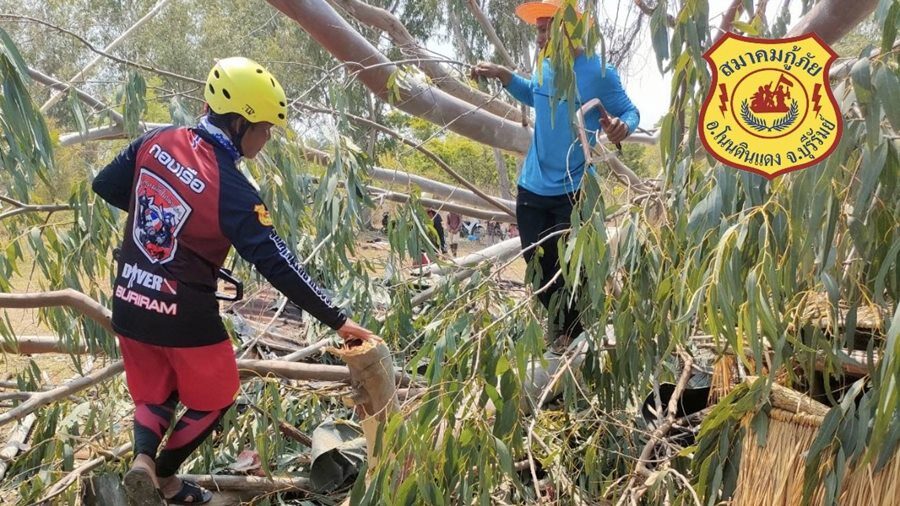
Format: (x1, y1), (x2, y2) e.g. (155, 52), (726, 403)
(118, 335), (239, 411)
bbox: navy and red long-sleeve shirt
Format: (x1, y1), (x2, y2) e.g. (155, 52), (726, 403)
(93, 126), (347, 347)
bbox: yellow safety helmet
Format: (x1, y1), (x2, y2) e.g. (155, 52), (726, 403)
(204, 57), (287, 128)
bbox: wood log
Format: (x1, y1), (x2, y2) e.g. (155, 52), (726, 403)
(179, 474), (311, 494)
(328, 340), (399, 469)
(371, 188), (515, 223)
(0, 414), (36, 480)
(417, 238), (521, 276)
(0, 335), (88, 354)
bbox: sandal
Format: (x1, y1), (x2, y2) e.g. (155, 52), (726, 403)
(165, 479), (213, 504)
(123, 468), (166, 506)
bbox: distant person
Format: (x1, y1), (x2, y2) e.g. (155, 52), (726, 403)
(446, 211), (462, 255)
(447, 211), (461, 236)
(471, 0), (639, 350)
(427, 209), (447, 254)
(93, 57), (378, 505)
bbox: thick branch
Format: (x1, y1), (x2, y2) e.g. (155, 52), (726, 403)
(786, 0), (879, 44)
(297, 102), (516, 216)
(58, 122), (170, 145)
(40, 0), (173, 112)
(239, 358), (411, 386)
(418, 237), (521, 276)
(266, 0), (532, 154)
(713, 0), (743, 44)
(0, 289), (112, 332)
(0, 194), (71, 221)
(0, 414), (35, 480)
(180, 474), (311, 494)
(294, 146), (516, 215)
(332, 0), (522, 122)
(370, 165), (515, 210)
(27, 67), (124, 124)
(0, 361), (125, 426)
(371, 187), (514, 223)
(0, 335), (88, 354)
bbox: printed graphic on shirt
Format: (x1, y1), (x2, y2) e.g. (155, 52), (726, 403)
(254, 204), (273, 227)
(120, 262), (178, 294)
(133, 168), (192, 264)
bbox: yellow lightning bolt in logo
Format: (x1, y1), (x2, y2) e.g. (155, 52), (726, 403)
(699, 33), (843, 178)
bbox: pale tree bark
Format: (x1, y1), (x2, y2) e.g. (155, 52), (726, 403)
(493, 148), (512, 200)
(330, 340), (399, 470)
(330, 0), (523, 123)
(418, 237), (521, 276)
(265, 0), (532, 154)
(27, 67), (124, 124)
(0, 335), (87, 354)
(304, 145), (515, 210)
(0, 414), (36, 480)
(371, 187), (515, 223)
(39, 0), (173, 113)
(786, 0), (879, 44)
(295, 102), (517, 216)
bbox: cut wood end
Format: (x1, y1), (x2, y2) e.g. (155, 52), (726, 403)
(326, 338), (387, 358)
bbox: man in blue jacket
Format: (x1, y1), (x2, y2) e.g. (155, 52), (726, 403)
(471, 0), (639, 350)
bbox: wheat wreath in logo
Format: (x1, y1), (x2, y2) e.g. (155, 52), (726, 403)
(699, 33), (843, 179)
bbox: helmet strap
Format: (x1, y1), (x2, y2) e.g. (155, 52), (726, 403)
(230, 119), (252, 157)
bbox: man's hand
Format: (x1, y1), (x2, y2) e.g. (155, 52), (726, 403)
(470, 61), (513, 87)
(600, 115), (629, 144)
(337, 319), (382, 345)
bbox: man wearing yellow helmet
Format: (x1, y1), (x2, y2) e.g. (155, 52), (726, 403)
(93, 57), (378, 504)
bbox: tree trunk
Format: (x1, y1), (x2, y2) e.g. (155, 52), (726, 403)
(329, 340), (399, 468)
(265, 0), (532, 154)
(331, 0), (523, 123)
(493, 148), (512, 200)
(371, 187), (515, 223)
(370, 165), (515, 210)
(786, 0), (879, 44)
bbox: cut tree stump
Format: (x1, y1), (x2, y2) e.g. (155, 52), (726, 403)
(329, 340), (399, 470)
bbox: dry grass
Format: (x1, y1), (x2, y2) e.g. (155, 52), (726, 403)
(732, 385), (899, 506)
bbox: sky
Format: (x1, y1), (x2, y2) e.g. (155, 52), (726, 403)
(605, 0), (804, 129)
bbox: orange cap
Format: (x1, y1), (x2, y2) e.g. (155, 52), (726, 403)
(515, 0), (582, 25)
